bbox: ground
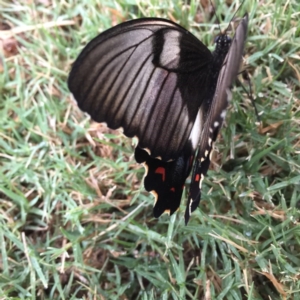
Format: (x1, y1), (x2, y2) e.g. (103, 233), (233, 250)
(0, 0), (300, 299)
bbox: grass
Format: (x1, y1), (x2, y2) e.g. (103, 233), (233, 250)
(0, 0), (299, 299)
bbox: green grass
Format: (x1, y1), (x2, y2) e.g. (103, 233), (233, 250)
(0, 0), (300, 299)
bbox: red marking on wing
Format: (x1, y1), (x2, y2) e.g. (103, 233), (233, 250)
(170, 187), (175, 192)
(155, 167), (166, 182)
(195, 174), (200, 182)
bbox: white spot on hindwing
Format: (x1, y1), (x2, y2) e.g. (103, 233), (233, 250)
(199, 174), (204, 189)
(220, 110), (226, 119)
(226, 89), (232, 101)
(188, 199), (192, 217)
(214, 121), (219, 128)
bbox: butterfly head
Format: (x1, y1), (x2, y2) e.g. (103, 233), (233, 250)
(212, 34), (232, 67)
(214, 34), (231, 54)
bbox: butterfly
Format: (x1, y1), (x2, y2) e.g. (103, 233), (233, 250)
(68, 13), (248, 224)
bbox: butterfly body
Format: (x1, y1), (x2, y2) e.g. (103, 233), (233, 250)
(68, 14), (248, 224)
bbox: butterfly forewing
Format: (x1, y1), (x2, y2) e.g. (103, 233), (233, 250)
(68, 18), (213, 161)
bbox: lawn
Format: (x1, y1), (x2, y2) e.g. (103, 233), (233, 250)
(0, 0), (300, 299)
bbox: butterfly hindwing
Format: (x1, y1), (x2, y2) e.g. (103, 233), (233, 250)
(135, 147), (193, 217)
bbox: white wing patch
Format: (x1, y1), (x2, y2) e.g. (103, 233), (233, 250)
(160, 31), (181, 68)
(188, 110), (203, 150)
(214, 121), (219, 127)
(220, 110), (226, 119)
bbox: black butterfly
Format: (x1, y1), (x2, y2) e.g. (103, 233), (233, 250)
(68, 13), (248, 224)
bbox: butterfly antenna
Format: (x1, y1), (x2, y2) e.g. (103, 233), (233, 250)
(210, 0), (246, 34)
(224, 0), (246, 33)
(209, 0), (222, 34)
